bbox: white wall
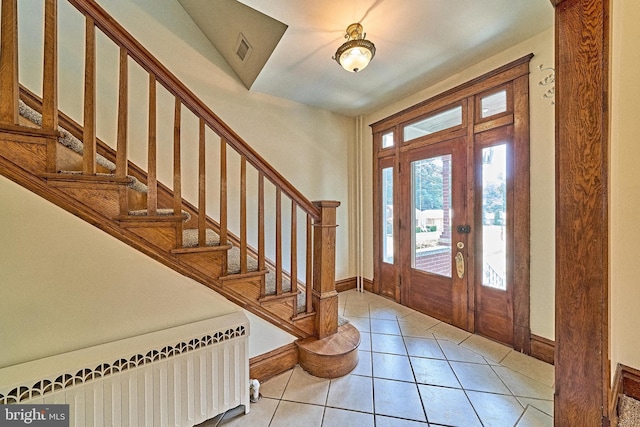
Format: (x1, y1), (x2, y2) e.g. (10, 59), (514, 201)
(359, 27), (556, 340)
(0, 173), (293, 364)
(0, 175), (243, 368)
(610, 0), (640, 375)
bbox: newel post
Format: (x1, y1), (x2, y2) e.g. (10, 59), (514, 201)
(312, 200), (340, 339)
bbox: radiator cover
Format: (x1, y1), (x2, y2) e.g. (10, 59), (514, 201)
(0, 311), (250, 426)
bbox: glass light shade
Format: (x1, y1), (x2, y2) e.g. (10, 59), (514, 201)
(338, 43), (374, 72)
(333, 23), (376, 73)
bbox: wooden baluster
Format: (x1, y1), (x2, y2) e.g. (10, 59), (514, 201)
(82, 17), (96, 175)
(290, 200), (298, 316)
(258, 172), (265, 297)
(240, 156), (247, 273)
(147, 73), (157, 215)
(306, 214), (313, 314)
(198, 118), (206, 246)
(42, 0), (57, 130)
(219, 139), (228, 247)
(116, 47), (128, 215)
(42, 0), (57, 173)
(173, 98), (182, 247)
(0, 0), (18, 126)
(312, 200), (340, 339)
(275, 188), (282, 295)
(115, 48), (128, 179)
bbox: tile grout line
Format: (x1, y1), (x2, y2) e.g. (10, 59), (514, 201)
(432, 331), (486, 426)
(336, 290), (554, 426)
(395, 314), (432, 425)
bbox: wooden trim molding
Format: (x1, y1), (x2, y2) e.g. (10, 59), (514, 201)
(335, 277), (356, 292)
(249, 343), (298, 383)
(530, 334), (555, 365)
(371, 57), (532, 352)
(335, 277), (374, 293)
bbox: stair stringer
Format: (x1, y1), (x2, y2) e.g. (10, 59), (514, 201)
(0, 129), (315, 340)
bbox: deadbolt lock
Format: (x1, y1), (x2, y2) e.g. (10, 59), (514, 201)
(457, 225), (471, 233)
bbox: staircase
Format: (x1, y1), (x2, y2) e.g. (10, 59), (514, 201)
(0, 0), (358, 378)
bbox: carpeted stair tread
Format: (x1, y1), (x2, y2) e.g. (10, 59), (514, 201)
(619, 395), (640, 427)
(225, 246), (348, 324)
(19, 100), (148, 193)
(128, 208), (191, 221)
(57, 170), (147, 193)
(182, 228), (222, 248)
(20, 100), (347, 327)
(226, 246), (260, 274)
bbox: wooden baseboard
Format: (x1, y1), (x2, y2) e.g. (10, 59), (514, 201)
(530, 334), (555, 365)
(249, 343), (298, 383)
(335, 277), (373, 293)
(335, 278), (356, 292)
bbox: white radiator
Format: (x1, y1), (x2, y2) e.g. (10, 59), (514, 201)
(0, 311), (250, 426)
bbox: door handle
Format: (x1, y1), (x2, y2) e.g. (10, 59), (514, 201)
(455, 251), (465, 279)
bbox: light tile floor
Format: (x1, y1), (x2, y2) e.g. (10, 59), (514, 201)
(229, 289), (554, 427)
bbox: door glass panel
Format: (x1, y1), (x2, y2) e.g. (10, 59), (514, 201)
(481, 90), (507, 118)
(411, 155), (452, 277)
(382, 167), (394, 263)
(481, 144), (507, 290)
(404, 106), (462, 142)
(382, 131), (394, 148)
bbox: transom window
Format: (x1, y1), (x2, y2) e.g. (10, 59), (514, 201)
(403, 106), (463, 142)
(382, 131), (394, 149)
(480, 90), (508, 118)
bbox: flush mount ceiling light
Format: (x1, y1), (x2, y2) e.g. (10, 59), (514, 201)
(333, 23), (376, 73)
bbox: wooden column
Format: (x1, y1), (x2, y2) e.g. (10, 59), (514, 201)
(312, 200), (340, 339)
(553, 0), (609, 425)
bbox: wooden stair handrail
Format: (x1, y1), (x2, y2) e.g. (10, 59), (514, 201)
(4, 0), (342, 340)
(66, 0), (321, 221)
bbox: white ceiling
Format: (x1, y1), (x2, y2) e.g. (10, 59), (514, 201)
(182, 0), (554, 117)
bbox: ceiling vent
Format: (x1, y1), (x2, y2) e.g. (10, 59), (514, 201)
(235, 33), (252, 63)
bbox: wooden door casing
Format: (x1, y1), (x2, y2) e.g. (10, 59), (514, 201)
(371, 55), (531, 351)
